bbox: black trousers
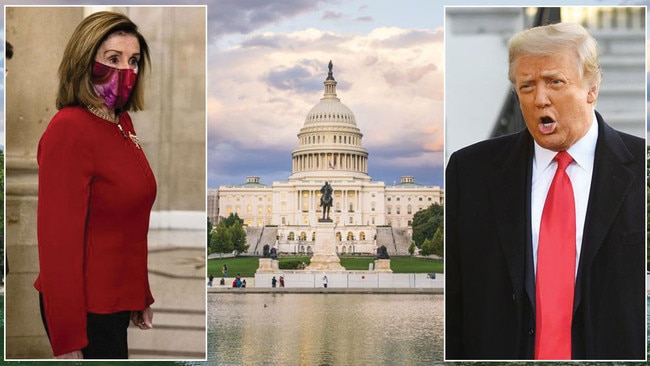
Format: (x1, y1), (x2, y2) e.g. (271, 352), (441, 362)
(39, 293), (131, 359)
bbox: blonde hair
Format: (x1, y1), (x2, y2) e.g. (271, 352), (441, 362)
(56, 11), (150, 111)
(508, 22), (601, 88)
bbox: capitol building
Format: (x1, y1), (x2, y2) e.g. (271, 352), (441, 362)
(208, 62), (443, 255)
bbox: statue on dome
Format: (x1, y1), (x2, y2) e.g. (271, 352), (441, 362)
(326, 60), (335, 81)
(319, 181), (333, 222)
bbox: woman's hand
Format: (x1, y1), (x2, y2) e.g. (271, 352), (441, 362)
(130, 306), (153, 330)
(55, 350), (83, 359)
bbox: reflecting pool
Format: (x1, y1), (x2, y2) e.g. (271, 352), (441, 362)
(205, 293), (442, 365)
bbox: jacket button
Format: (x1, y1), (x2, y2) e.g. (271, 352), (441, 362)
(512, 293), (516, 301)
(528, 328), (534, 335)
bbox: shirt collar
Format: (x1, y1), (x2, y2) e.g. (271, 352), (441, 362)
(533, 111), (598, 173)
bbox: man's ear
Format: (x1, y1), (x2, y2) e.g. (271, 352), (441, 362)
(587, 84), (599, 104)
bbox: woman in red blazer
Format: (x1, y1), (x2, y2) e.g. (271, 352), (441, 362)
(35, 11), (156, 359)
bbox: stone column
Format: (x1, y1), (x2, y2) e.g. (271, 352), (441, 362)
(5, 7), (83, 358)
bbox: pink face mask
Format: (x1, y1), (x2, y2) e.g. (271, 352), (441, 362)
(91, 61), (138, 110)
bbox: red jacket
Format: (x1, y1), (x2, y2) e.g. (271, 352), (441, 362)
(34, 106), (156, 356)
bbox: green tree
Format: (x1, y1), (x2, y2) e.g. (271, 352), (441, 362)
(412, 203), (444, 248)
(210, 221), (233, 254)
(420, 238), (433, 256)
(207, 218), (213, 254)
(408, 242), (416, 256)
(229, 220), (249, 254)
(223, 212), (243, 227)
(209, 213), (249, 256)
(431, 224), (444, 257)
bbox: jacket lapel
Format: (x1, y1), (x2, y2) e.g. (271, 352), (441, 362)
(487, 130), (534, 299)
(573, 113), (636, 313)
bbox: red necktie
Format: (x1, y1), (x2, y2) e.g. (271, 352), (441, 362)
(535, 151), (575, 360)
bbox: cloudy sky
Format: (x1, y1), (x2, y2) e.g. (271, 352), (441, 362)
(0, 0), (644, 189)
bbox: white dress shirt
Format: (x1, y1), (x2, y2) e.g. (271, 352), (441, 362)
(531, 112), (598, 276)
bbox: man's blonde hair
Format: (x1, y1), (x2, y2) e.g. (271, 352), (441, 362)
(508, 22), (601, 89)
(56, 11), (150, 111)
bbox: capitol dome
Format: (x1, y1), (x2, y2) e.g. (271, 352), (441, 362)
(304, 100), (356, 126)
(289, 61), (370, 182)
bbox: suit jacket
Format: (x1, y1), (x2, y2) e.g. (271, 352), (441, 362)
(445, 112), (645, 360)
(35, 107), (156, 356)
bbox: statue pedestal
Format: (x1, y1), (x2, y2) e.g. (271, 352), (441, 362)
(271, 259), (280, 272)
(257, 258), (278, 274)
(374, 259), (393, 273)
(305, 222), (345, 272)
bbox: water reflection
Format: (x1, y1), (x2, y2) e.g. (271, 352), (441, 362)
(180, 296), (650, 366)
(206, 293), (442, 365)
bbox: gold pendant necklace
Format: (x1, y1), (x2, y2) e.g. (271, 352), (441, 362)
(86, 104), (118, 124)
(87, 105), (141, 149)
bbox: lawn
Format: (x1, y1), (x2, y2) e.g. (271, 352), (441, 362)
(208, 256), (443, 278)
